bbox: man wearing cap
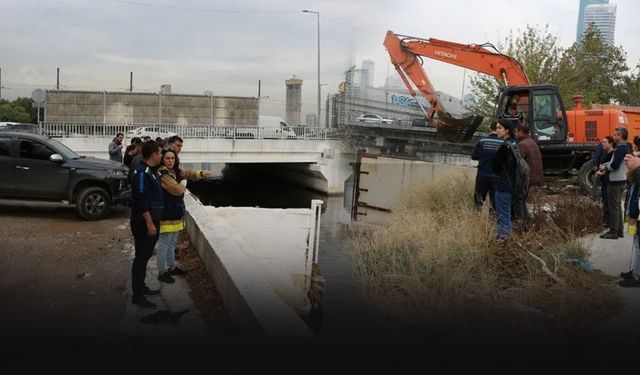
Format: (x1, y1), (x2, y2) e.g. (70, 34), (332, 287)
(600, 127), (629, 239)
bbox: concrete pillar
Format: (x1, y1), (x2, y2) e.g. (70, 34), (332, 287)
(311, 149), (354, 195)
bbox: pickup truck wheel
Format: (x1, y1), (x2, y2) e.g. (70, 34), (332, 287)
(577, 160), (599, 197)
(76, 186), (112, 221)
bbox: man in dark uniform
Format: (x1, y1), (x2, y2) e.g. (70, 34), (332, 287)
(130, 140), (164, 308)
(471, 121), (502, 212)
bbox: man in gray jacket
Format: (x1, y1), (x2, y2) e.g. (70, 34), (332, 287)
(108, 133), (124, 163)
(600, 127), (629, 239)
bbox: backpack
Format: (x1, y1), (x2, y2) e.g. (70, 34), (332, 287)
(508, 142), (530, 199)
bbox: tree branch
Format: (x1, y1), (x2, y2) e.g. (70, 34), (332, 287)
(527, 251), (566, 286)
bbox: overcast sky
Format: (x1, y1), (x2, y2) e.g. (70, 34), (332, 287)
(1, 0), (638, 121)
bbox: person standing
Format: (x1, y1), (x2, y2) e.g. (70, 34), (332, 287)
(156, 149), (189, 284)
(515, 123), (543, 186)
(108, 133), (125, 163)
(600, 127), (629, 239)
(123, 137), (142, 167)
(623, 136), (640, 234)
(165, 135), (212, 260)
(621, 153), (640, 287)
(166, 135), (213, 180)
(471, 121), (502, 212)
(513, 123), (543, 232)
(596, 136), (615, 227)
(492, 119), (518, 240)
(130, 140), (164, 308)
(128, 137), (153, 183)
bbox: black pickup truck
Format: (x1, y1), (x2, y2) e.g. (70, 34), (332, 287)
(0, 132), (130, 220)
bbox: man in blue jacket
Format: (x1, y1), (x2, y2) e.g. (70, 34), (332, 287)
(130, 140), (164, 308)
(471, 121), (502, 212)
(600, 127), (629, 239)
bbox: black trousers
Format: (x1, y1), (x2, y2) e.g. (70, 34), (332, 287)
(474, 174), (497, 212)
(512, 196), (532, 233)
(601, 180), (608, 223)
(131, 219), (159, 297)
(607, 182), (625, 236)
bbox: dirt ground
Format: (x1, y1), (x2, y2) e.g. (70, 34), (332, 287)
(0, 201), (231, 335)
(175, 232), (234, 335)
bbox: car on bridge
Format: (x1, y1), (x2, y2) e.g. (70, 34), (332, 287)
(356, 113), (394, 125)
(0, 122), (41, 134)
(0, 132), (130, 220)
(127, 126), (177, 140)
(410, 118), (427, 127)
(0, 122), (67, 137)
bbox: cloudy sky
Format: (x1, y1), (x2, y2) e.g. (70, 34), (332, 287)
(1, 0), (638, 121)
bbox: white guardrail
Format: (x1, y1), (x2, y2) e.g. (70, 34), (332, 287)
(40, 123), (339, 140)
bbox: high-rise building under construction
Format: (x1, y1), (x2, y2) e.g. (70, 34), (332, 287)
(285, 77), (303, 126)
(361, 60), (375, 88)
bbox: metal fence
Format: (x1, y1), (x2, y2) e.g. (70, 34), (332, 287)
(40, 123), (340, 140)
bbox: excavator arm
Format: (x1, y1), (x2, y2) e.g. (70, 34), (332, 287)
(384, 30), (531, 142)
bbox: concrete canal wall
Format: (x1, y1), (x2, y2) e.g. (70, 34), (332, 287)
(183, 192), (321, 335)
(353, 154), (477, 225)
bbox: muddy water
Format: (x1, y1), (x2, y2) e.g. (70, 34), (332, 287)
(186, 163), (381, 335)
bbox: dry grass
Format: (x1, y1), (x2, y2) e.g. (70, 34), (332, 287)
(353, 177), (621, 341)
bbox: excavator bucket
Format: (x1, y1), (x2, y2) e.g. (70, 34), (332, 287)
(435, 115), (484, 142)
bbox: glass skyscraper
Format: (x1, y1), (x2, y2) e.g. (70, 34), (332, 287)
(576, 0), (616, 44)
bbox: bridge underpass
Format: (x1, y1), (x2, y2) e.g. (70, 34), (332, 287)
(56, 135), (353, 195)
(49, 121), (478, 194)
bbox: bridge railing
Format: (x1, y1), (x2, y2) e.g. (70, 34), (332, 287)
(40, 123), (341, 140)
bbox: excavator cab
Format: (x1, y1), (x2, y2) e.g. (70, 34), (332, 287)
(497, 85), (567, 144)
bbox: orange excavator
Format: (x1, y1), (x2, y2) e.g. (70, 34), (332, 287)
(384, 30), (634, 192)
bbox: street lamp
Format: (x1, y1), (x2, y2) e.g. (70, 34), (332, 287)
(302, 9), (321, 127)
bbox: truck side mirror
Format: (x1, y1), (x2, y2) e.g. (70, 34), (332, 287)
(50, 154), (64, 163)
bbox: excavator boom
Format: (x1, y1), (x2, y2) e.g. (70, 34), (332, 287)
(384, 31), (531, 142)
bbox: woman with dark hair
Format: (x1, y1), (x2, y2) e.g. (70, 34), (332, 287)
(156, 149), (188, 284)
(492, 119), (518, 239)
(123, 137), (142, 167)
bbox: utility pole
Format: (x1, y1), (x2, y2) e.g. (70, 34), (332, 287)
(130, 72), (133, 92)
(303, 10), (321, 127)
(56, 67), (60, 90)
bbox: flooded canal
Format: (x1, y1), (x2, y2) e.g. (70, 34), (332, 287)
(187, 163), (380, 335)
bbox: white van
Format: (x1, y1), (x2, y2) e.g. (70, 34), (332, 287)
(258, 115), (297, 139)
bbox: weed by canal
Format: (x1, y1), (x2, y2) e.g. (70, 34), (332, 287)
(353, 176), (622, 342)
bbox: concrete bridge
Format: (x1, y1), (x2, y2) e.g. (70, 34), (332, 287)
(343, 121), (476, 157)
(47, 123), (353, 195)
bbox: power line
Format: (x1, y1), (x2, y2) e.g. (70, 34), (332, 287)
(110, 0), (298, 14)
(321, 15), (375, 35)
